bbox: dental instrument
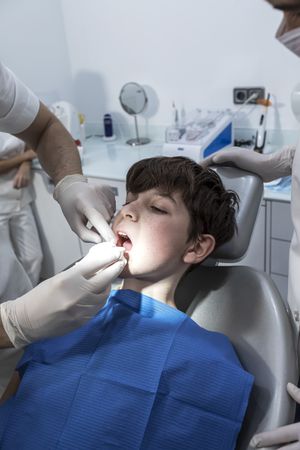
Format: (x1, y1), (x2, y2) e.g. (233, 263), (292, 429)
(254, 93), (271, 153)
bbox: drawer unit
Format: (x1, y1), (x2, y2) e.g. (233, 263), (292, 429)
(270, 239), (290, 276)
(271, 201), (293, 241)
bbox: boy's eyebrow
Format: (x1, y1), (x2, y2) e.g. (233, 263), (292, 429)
(156, 192), (177, 204)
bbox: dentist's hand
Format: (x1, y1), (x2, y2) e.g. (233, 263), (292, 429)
(250, 383), (300, 449)
(0, 242), (126, 348)
(201, 145), (295, 182)
(54, 174), (116, 243)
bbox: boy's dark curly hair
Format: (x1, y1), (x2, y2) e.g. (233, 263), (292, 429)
(126, 156), (239, 248)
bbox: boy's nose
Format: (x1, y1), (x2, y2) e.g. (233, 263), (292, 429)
(122, 203), (138, 221)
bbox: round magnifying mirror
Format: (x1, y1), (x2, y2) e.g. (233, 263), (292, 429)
(119, 82), (151, 146)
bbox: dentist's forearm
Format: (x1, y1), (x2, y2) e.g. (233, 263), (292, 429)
(16, 102), (82, 185)
(35, 114), (82, 185)
(0, 317), (13, 349)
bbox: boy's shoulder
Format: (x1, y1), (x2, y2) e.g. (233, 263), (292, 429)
(165, 314), (254, 425)
(173, 313), (254, 387)
(178, 314), (241, 364)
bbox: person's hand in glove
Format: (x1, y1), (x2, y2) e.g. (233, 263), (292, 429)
(201, 145), (295, 182)
(250, 382), (300, 449)
(0, 242), (126, 349)
(53, 174), (116, 243)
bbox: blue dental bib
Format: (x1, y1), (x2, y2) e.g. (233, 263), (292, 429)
(0, 289), (253, 449)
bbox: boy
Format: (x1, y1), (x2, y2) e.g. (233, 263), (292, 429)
(0, 156), (253, 450)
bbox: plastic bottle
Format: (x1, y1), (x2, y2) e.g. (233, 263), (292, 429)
(103, 114), (116, 140)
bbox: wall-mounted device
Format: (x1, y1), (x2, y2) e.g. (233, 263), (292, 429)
(233, 87), (265, 105)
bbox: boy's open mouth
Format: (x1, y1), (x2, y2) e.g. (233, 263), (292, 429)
(116, 231), (133, 251)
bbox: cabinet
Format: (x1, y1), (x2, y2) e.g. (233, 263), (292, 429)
(221, 199), (292, 304)
(265, 200), (293, 304)
(32, 170), (82, 278)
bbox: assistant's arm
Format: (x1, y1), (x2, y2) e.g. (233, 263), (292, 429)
(250, 383), (300, 448)
(0, 242), (126, 349)
(201, 145), (295, 182)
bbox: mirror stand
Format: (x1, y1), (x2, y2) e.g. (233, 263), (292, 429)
(127, 115), (150, 146)
(119, 82), (151, 146)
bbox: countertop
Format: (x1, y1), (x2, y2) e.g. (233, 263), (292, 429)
(81, 136), (163, 181)
(34, 135), (292, 203)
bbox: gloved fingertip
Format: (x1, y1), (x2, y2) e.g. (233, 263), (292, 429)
(118, 258), (127, 269)
(287, 382), (300, 401)
(113, 247), (125, 260)
(249, 436), (261, 448)
(81, 230), (102, 243)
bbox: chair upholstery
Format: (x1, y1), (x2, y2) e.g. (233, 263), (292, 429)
(210, 166), (263, 262)
(175, 166), (299, 450)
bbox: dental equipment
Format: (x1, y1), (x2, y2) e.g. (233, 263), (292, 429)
(163, 109), (233, 162)
(254, 93), (271, 153)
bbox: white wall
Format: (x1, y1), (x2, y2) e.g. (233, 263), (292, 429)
(0, 0), (72, 105)
(1, 0), (300, 132)
(60, 0), (300, 132)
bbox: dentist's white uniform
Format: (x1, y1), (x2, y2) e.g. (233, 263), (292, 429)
(289, 140), (300, 326)
(0, 62), (39, 134)
(202, 17), (300, 448)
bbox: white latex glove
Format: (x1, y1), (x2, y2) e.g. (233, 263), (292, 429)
(53, 174), (116, 243)
(250, 383), (300, 449)
(201, 145), (296, 182)
(0, 242), (126, 348)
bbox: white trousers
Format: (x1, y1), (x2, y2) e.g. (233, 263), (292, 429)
(0, 203), (43, 288)
(0, 203), (43, 398)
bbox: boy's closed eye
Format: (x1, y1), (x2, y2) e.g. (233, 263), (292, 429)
(122, 201), (168, 214)
(150, 205), (168, 214)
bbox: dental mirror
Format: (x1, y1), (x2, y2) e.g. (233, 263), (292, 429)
(119, 82), (151, 146)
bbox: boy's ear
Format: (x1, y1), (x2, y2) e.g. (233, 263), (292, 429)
(183, 234), (216, 265)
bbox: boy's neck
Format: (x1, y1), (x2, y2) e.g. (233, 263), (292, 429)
(120, 273), (184, 309)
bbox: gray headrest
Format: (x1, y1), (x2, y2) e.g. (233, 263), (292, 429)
(210, 166), (263, 262)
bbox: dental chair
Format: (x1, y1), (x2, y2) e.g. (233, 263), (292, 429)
(175, 166), (299, 450)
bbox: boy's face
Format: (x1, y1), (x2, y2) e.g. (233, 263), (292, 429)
(112, 188), (192, 281)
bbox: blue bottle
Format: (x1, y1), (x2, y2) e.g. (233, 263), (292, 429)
(103, 113), (114, 138)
